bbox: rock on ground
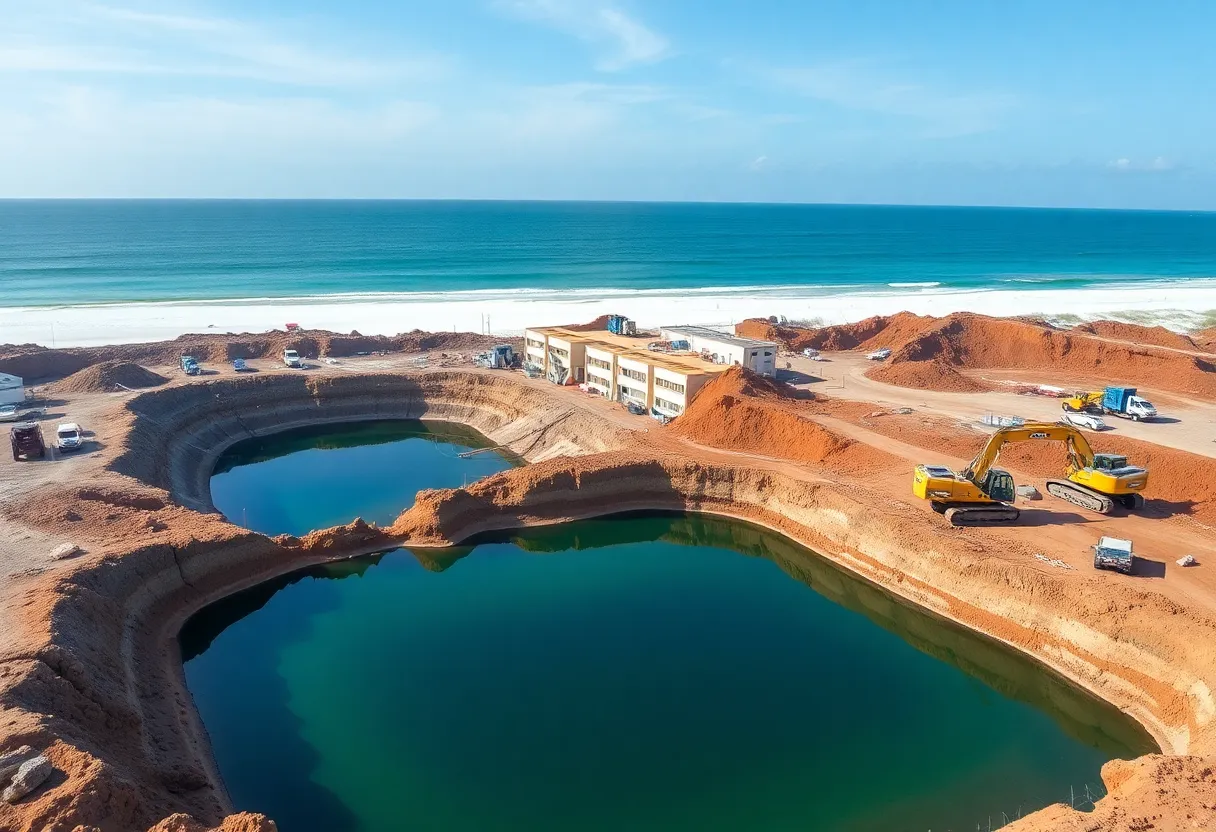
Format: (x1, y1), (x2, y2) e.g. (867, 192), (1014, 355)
(2, 754), (53, 803)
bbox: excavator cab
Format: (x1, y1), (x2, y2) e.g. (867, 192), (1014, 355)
(981, 468), (1016, 503)
(1092, 453), (1129, 471)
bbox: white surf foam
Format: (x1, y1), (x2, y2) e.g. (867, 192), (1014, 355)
(4, 280), (1215, 348)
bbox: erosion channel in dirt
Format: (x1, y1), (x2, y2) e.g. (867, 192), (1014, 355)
(187, 426), (1154, 832)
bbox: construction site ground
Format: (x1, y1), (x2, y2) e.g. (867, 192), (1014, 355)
(3, 320), (1216, 831)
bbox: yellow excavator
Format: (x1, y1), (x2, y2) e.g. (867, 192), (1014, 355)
(912, 422), (1149, 526)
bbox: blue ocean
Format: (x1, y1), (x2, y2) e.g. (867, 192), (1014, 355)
(3, 200), (1215, 305)
(2, 201), (1215, 347)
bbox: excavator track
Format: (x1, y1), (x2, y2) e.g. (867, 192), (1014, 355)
(942, 503), (1021, 526)
(1045, 480), (1114, 514)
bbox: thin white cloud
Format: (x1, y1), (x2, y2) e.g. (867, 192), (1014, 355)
(496, 0), (669, 70)
(748, 155), (768, 171)
(1109, 156), (1177, 173)
(0, 2), (446, 87)
(765, 61), (1017, 137)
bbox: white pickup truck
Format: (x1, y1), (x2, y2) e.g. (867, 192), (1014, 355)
(283, 349), (303, 369)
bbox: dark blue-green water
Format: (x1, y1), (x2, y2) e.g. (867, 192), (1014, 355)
(4, 200), (1216, 307)
(187, 425), (1155, 832)
(209, 420), (518, 536)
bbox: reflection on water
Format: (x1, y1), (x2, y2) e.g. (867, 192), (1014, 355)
(183, 512), (1154, 832)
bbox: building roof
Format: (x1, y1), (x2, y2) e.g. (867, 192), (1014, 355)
(528, 326), (728, 377)
(660, 324), (777, 349)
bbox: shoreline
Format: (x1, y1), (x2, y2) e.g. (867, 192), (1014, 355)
(4, 279), (1216, 348)
(1, 347), (1214, 829)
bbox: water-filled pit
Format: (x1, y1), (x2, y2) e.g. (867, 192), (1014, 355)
(186, 420), (1155, 831)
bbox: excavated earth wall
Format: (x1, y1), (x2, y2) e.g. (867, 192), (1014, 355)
(3, 369), (1215, 830)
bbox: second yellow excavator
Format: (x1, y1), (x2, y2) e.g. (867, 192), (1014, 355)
(912, 422), (1149, 526)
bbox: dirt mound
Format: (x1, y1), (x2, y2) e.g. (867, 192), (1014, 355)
(669, 368), (897, 474)
(51, 361), (168, 393)
(564, 314), (618, 332)
(740, 313), (1216, 398)
(1074, 320), (1199, 351)
(736, 313), (942, 353)
(1194, 326), (1216, 352)
(0, 328), (512, 382)
(867, 359), (991, 393)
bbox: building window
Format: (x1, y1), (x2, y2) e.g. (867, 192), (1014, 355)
(621, 367), (646, 382)
(655, 397), (683, 414)
(588, 356), (612, 371)
(527, 338), (545, 349)
(655, 377), (685, 394)
(764, 351), (772, 357)
(619, 384), (645, 402)
(588, 373), (611, 388)
(549, 347), (569, 359)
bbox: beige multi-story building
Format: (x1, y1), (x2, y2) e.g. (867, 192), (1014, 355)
(524, 323), (740, 416)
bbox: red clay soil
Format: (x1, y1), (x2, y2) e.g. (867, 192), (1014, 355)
(668, 368), (901, 475)
(1073, 320), (1201, 351)
(736, 312), (938, 352)
(0, 328), (513, 382)
(1195, 326), (1216, 352)
(563, 314), (618, 332)
(867, 359), (991, 393)
(50, 361), (169, 394)
(739, 313), (1216, 397)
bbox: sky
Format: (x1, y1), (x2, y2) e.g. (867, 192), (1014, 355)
(1, 0), (1213, 208)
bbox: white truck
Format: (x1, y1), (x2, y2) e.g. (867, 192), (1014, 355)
(865, 347), (892, 361)
(56, 423), (84, 452)
(283, 349), (303, 369)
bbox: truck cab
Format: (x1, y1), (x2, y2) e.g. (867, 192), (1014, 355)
(283, 349), (303, 368)
(180, 355), (201, 376)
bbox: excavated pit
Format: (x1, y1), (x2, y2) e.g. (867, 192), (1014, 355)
(2, 366), (1214, 831)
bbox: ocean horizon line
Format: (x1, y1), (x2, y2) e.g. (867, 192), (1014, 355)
(2, 197), (1216, 215)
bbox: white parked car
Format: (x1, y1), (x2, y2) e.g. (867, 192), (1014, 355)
(0, 404), (19, 422)
(1062, 411), (1107, 431)
(56, 422), (84, 451)
(801, 347), (820, 358)
(283, 349), (303, 368)
(866, 347), (892, 361)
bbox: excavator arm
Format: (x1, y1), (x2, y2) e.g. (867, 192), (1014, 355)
(961, 423), (1096, 485)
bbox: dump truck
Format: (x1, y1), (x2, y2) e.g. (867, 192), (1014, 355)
(912, 422), (1148, 525)
(1093, 536), (1134, 575)
(10, 423), (46, 461)
(180, 355), (201, 376)
(1062, 386), (1157, 421)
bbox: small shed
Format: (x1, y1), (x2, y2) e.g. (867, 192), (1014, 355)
(0, 373), (24, 405)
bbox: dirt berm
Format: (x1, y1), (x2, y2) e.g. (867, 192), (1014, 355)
(0, 328), (512, 383)
(1, 363), (1215, 830)
(739, 312), (1216, 396)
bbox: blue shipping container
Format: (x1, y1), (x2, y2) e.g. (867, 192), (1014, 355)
(1102, 386), (1136, 412)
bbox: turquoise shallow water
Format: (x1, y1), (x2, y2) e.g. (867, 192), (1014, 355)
(186, 424), (1155, 832)
(3, 200), (1216, 307)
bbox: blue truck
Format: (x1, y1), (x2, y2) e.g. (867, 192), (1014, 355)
(1101, 386), (1158, 422)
